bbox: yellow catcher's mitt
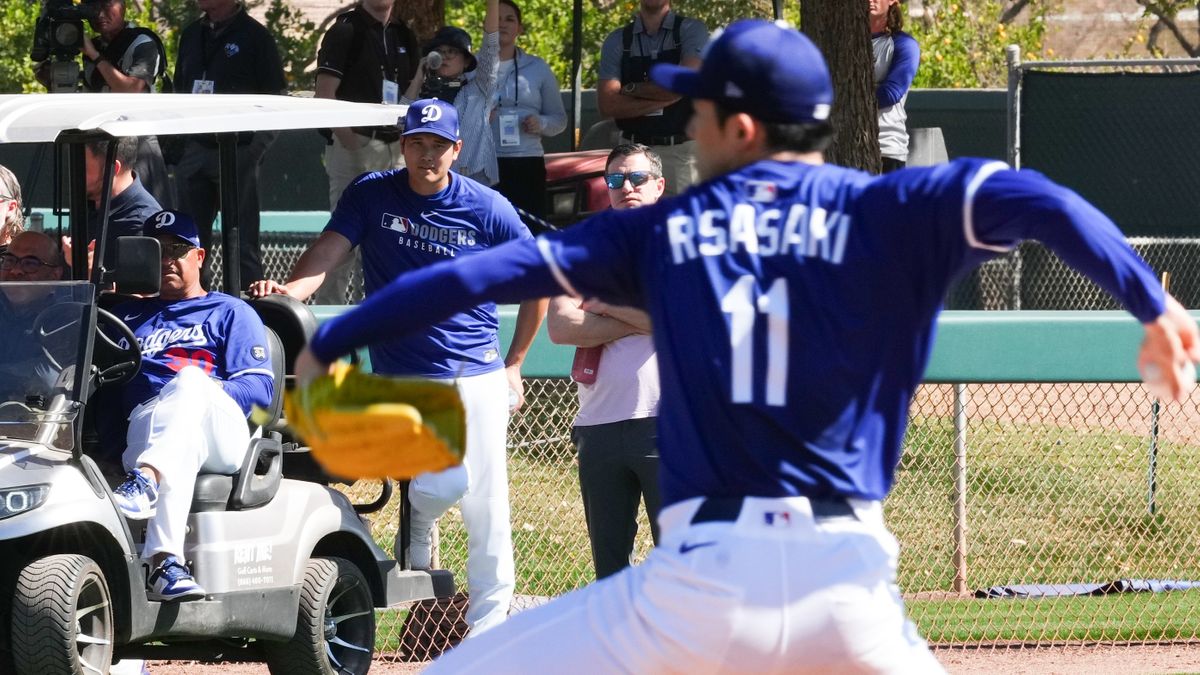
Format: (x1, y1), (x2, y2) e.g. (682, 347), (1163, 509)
(281, 363), (465, 480)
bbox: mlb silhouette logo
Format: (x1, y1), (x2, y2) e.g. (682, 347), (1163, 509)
(764, 511), (791, 526)
(382, 214), (409, 233)
(747, 181), (778, 203)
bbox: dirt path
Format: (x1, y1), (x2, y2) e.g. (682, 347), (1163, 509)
(935, 643), (1200, 674)
(139, 643), (1200, 674)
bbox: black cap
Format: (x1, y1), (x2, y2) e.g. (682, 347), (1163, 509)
(423, 26), (477, 73)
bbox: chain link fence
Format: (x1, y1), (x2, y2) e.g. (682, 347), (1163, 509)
(213, 233), (1200, 659)
(949, 240), (1200, 310)
(209, 232), (365, 304)
(340, 377), (1200, 660)
(896, 383), (1200, 645)
(226, 234), (1200, 311)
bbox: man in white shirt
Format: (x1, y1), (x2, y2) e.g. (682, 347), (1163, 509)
(546, 143), (664, 578)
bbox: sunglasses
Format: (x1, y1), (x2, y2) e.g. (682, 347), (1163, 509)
(0, 253), (59, 274)
(160, 242), (196, 260)
(604, 171), (657, 190)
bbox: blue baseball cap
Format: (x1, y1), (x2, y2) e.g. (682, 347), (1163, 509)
(402, 99), (460, 142)
(144, 209), (201, 248)
(650, 19), (834, 125)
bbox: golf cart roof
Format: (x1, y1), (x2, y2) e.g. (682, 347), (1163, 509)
(0, 93), (407, 143)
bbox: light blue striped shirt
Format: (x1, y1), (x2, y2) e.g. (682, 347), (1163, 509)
(453, 31), (500, 185)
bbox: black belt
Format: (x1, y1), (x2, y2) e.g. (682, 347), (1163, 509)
(622, 132), (689, 146)
(354, 127), (401, 143)
(690, 496), (856, 525)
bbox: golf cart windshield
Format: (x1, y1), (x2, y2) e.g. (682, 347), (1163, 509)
(0, 281), (92, 449)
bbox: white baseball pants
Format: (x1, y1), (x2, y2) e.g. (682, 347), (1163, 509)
(122, 366), (250, 560)
(408, 367), (514, 634)
(426, 495), (943, 674)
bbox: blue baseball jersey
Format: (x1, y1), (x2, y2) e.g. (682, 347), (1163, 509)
(327, 169), (533, 377)
(113, 292), (275, 419)
(311, 158), (1164, 506)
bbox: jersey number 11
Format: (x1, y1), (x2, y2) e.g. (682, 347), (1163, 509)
(721, 275), (788, 407)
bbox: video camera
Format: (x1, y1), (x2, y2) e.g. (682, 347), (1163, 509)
(30, 0), (101, 93)
(418, 51), (464, 102)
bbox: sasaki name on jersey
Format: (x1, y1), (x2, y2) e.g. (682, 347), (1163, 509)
(666, 203), (851, 265)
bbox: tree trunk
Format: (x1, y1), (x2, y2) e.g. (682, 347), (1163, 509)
(394, 0), (445, 43)
(801, 2), (881, 173)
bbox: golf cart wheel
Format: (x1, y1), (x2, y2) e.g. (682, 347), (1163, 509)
(11, 554), (113, 675)
(265, 556), (375, 675)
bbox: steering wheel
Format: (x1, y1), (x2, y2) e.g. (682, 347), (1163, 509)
(93, 308), (141, 386)
(34, 304), (141, 387)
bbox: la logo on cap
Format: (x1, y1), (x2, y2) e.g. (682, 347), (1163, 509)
(154, 211), (176, 229)
(421, 104), (443, 123)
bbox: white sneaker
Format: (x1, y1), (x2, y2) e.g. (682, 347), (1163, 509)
(147, 555), (206, 602)
(113, 471), (158, 520)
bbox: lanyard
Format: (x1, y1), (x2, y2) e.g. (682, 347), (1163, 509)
(502, 48), (521, 108)
(198, 14), (235, 81)
(637, 18), (671, 60)
(374, 17), (400, 83)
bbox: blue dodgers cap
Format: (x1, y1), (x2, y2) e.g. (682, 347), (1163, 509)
(402, 98), (461, 142)
(144, 209), (201, 248)
(650, 19), (834, 125)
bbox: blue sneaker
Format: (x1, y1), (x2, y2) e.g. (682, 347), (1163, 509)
(113, 471), (157, 519)
(147, 556), (206, 602)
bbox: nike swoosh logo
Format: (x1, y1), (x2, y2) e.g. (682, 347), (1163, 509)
(679, 541), (717, 554)
(123, 314), (140, 322)
(420, 211), (438, 220)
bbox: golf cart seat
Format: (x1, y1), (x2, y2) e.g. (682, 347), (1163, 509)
(191, 325), (286, 512)
(190, 295), (316, 512)
(246, 293), (318, 374)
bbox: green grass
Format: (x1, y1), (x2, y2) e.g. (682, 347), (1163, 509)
(891, 416), (1200, 597)
(910, 592), (1200, 644)
(434, 447), (655, 598)
(375, 608), (409, 653)
(344, 385), (1200, 649)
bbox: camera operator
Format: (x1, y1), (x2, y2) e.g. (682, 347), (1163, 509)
(78, 0), (165, 94)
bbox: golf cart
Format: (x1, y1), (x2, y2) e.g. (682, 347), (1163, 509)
(0, 93), (454, 674)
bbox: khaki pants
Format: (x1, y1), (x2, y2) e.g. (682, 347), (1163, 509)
(317, 135), (405, 304)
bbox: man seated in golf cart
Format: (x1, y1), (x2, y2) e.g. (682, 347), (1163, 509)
(0, 231), (69, 402)
(96, 209), (274, 601)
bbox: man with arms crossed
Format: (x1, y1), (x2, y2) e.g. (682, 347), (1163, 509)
(547, 143), (664, 580)
(250, 99), (546, 634)
(597, 0), (707, 195)
(294, 22), (1199, 672)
